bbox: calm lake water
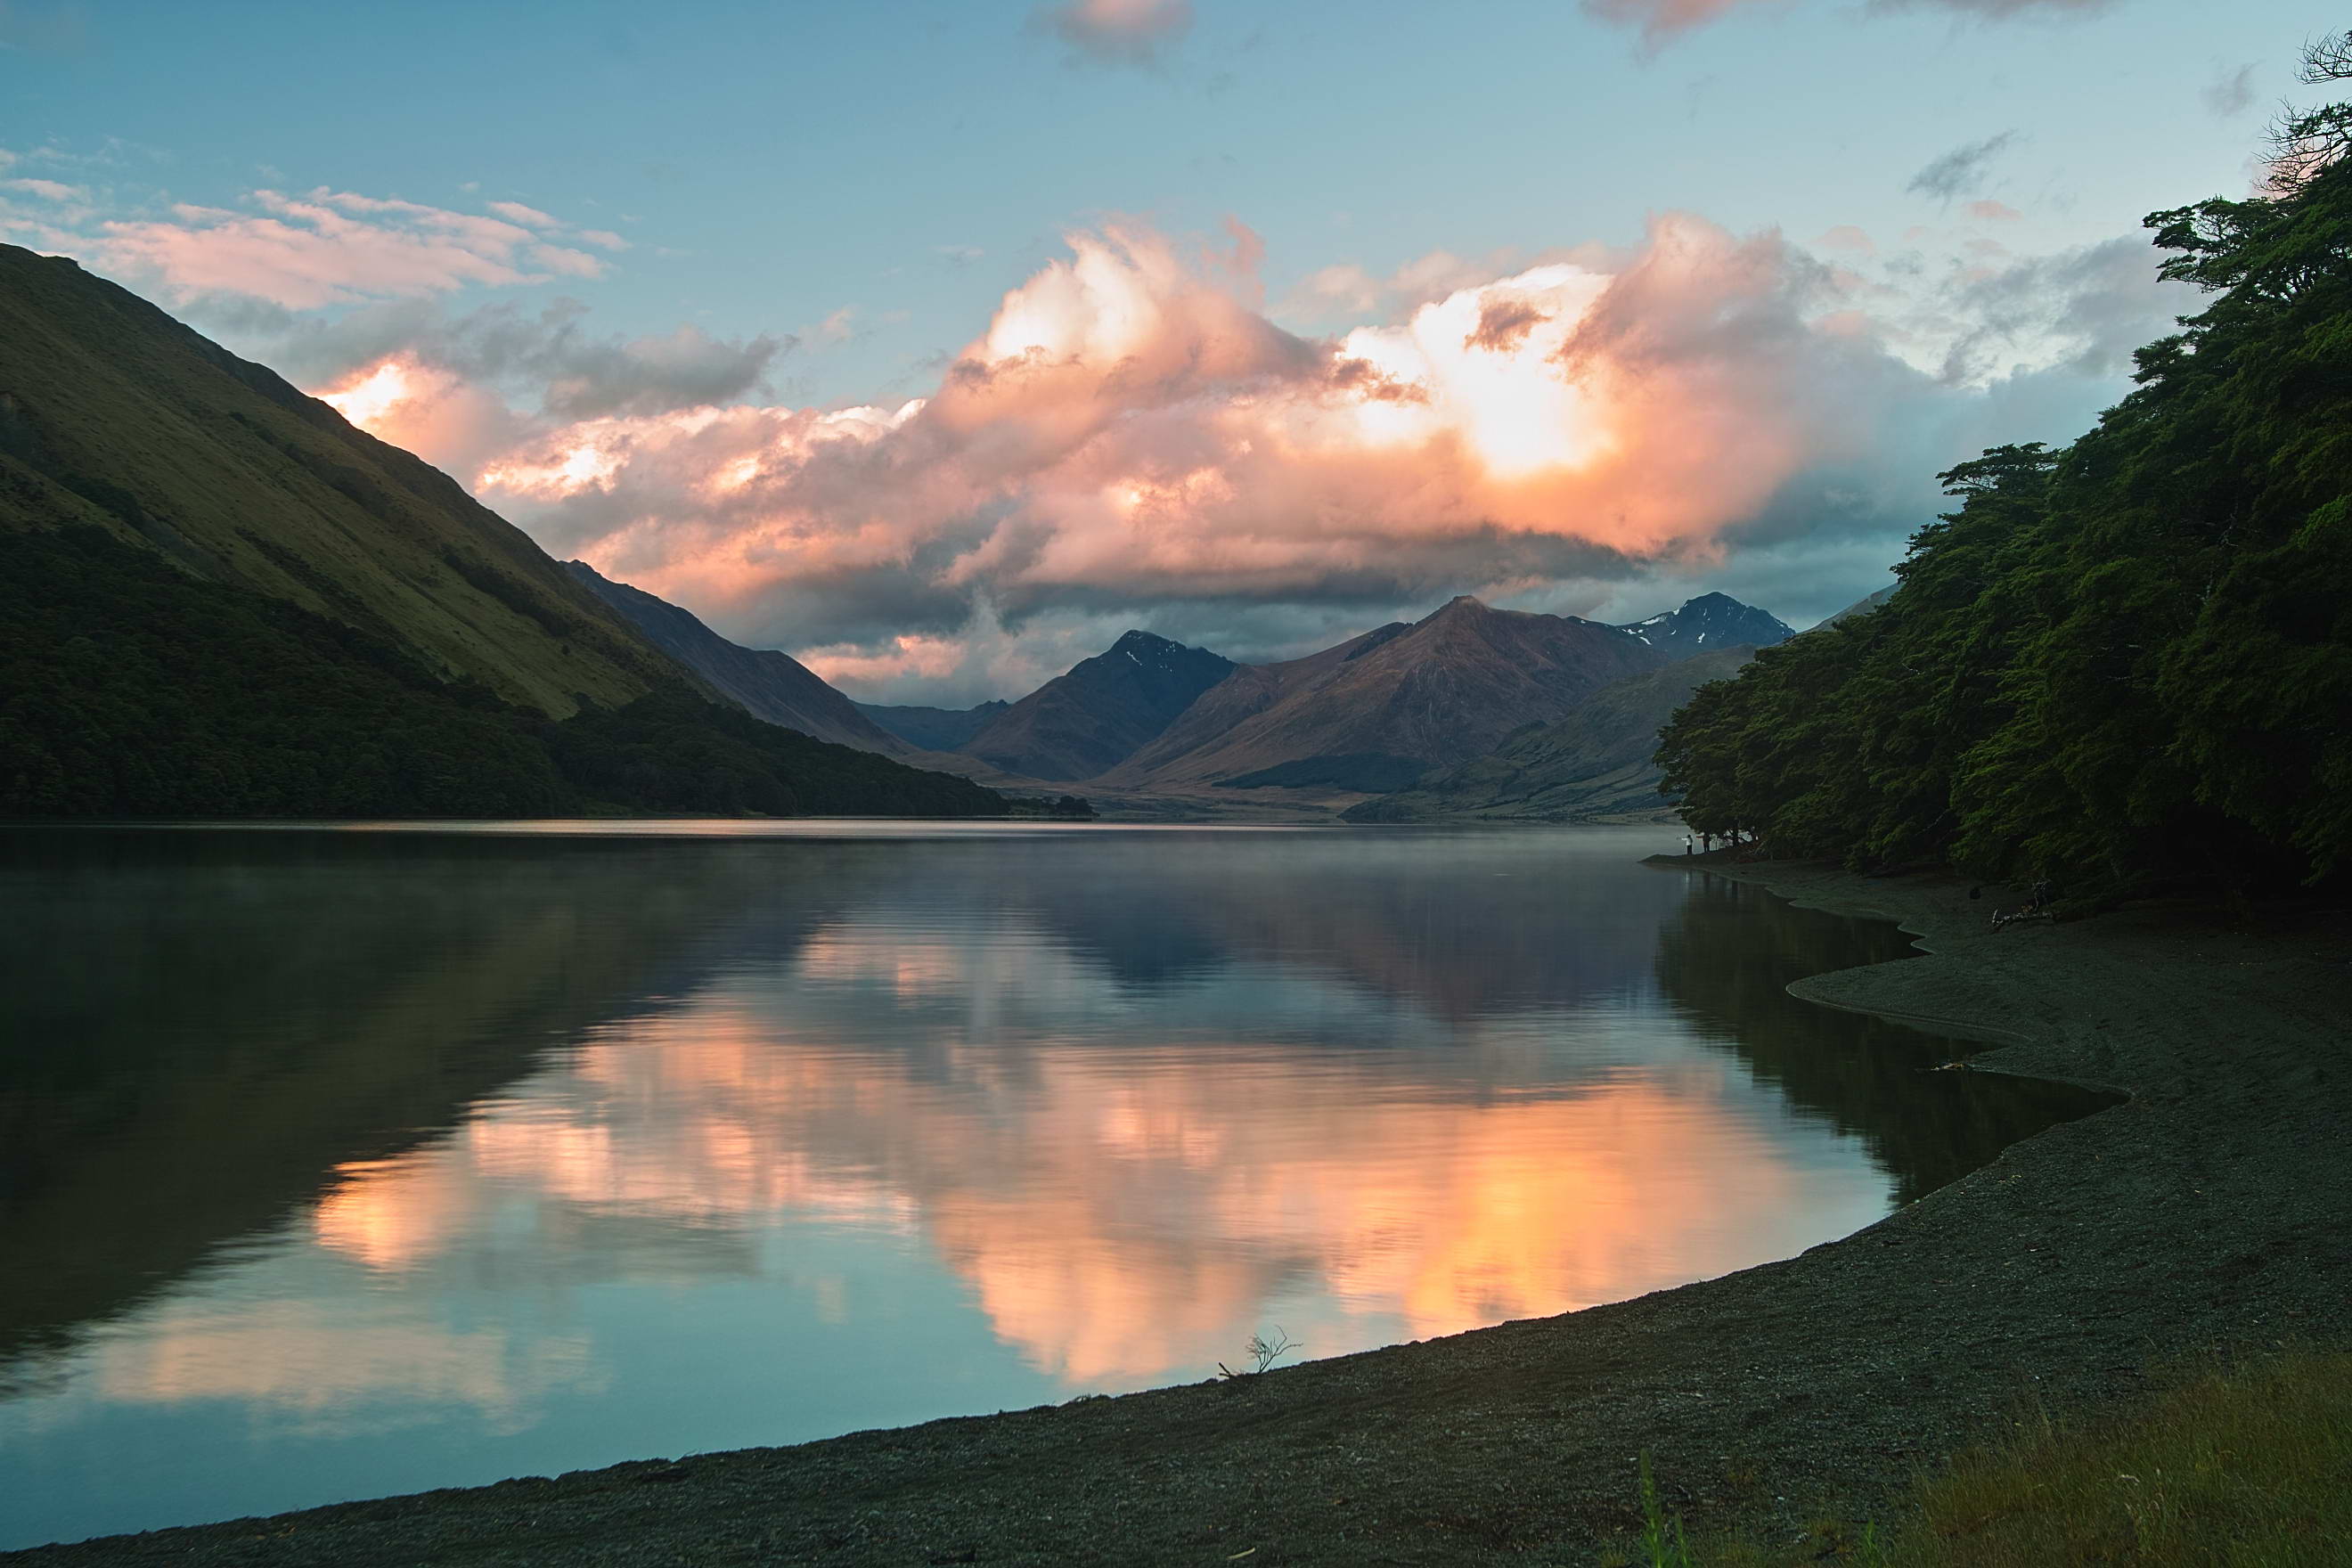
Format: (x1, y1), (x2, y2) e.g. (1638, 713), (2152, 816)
(0, 821), (2104, 1548)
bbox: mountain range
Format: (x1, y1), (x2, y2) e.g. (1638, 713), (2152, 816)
(586, 560), (1794, 815)
(0, 242), (1796, 823)
(1098, 595), (1719, 793)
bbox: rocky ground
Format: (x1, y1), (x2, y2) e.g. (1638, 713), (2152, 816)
(13, 861), (2348, 1566)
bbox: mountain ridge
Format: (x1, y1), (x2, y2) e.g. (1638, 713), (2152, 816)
(563, 560), (912, 755)
(957, 630), (1237, 781)
(1344, 643), (1760, 821)
(0, 244), (674, 718)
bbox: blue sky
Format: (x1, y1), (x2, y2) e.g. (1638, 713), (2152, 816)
(1, 0), (2327, 699)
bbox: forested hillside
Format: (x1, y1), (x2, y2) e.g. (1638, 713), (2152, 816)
(1658, 45), (2352, 898)
(0, 528), (1008, 819)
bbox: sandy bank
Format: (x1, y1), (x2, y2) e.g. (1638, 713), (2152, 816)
(12, 862), (2349, 1566)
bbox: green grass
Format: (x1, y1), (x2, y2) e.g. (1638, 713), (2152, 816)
(1602, 1348), (2352, 1568)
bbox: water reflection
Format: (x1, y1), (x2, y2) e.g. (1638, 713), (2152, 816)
(0, 824), (2105, 1548)
(300, 1003), (1852, 1384)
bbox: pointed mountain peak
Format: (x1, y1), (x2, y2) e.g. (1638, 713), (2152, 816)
(1423, 594), (1492, 624)
(1107, 629), (1180, 653)
(1613, 592), (1794, 655)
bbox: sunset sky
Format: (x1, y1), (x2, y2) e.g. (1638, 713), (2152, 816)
(1, 0), (2318, 701)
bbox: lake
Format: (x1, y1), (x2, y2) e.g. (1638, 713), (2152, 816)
(0, 821), (2104, 1548)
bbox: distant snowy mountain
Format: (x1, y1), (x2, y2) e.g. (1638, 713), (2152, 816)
(1613, 592), (1796, 657)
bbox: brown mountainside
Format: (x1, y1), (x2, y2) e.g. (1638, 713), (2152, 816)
(1345, 643), (1760, 821)
(1098, 597), (1667, 789)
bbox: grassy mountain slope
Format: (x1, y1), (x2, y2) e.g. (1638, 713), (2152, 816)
(1346, 644), (1756, 821)
(0, 244), (671, 717)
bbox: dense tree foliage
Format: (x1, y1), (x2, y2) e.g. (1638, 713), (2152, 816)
(0, 527), (1008, 820)
(1659, 45), (2352, 897)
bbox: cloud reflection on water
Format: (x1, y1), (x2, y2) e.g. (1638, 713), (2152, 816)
(291, 919), (1878, 1389)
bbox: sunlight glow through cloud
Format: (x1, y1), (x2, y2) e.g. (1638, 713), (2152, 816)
(317, 217), (1908, 654)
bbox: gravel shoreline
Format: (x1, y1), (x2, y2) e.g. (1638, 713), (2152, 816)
(13, 861), (2349, 1566)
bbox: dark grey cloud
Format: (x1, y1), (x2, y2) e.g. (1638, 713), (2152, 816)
(1906, 132), (2019, 203)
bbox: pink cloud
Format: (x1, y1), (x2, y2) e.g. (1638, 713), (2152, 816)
(486, 200), (559, 228)
(1965, 200), (2023, 222)
(86, 187), (606, 308)
(367, 221), (1885, 628)
(4, 177), (85, 202)
(1033, 0), (1192, 66)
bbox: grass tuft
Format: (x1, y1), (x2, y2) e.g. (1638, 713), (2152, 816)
(1601, 1348), (2352, 1567)
(1887, 1347), (2352, 1567)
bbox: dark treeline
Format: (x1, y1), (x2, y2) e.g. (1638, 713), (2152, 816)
(1658, 43), (2352, 901)
(0, 527), (1008, 820)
